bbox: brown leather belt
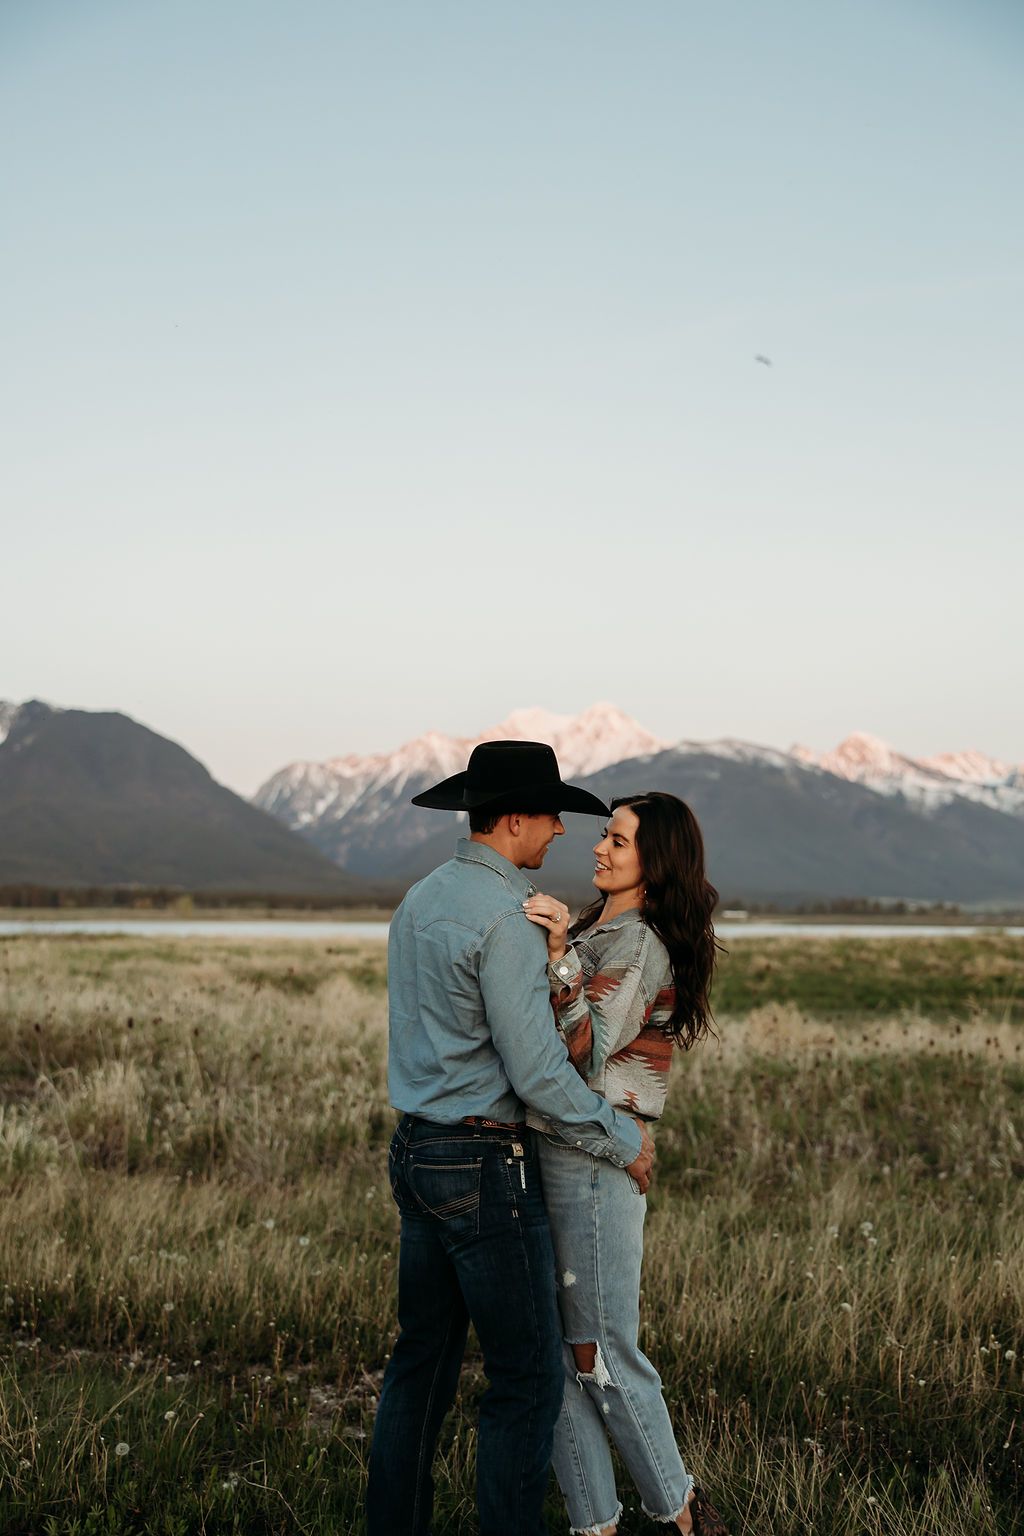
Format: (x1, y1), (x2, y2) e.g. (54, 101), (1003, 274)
(461, 1116), (527, 1132)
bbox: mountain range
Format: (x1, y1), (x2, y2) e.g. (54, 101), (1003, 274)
(253, 704), (1024, 907)
(2, 698), (1022, 906)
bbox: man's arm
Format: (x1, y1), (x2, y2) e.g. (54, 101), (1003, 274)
(476, 915), (645, 1171)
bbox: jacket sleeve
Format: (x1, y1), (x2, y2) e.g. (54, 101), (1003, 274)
(476, 914), (642, 1168)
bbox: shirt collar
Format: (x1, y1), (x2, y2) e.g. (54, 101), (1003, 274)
(454, 836), (537, 899)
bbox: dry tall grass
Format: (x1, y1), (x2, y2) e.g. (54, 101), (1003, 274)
(1, 931), (1022, 1534)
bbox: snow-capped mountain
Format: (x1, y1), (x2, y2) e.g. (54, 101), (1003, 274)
(254, 703), (665, 836)
(792, 732), (1024, 817)
(494, 704), (666, 777)
(252, 710), (1024, 897)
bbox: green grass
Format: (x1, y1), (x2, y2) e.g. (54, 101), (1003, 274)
(1, 933), (1023, 1533)
(714, 933), (1024, 1021)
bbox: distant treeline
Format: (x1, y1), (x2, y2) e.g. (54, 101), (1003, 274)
(717, 894), (1024, 922)
(719, 895), (965, 916)
(0, 885), (397, 913)
(3, 885), (1020, 924)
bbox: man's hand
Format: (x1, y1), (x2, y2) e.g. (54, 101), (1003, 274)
(626, 1117), (655, 1193)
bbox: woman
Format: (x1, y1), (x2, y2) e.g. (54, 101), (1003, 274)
(523, 792), (727, 1536)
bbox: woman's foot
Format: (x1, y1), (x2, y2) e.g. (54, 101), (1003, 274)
(674, 1486), (695, 1532)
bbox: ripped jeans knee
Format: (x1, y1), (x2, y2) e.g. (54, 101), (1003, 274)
(571, 1339), (614, 1390)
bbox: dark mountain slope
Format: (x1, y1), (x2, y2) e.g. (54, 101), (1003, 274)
(0, 703), (367, 893)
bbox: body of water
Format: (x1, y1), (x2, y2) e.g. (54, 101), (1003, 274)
(0, 919), (1021, 941)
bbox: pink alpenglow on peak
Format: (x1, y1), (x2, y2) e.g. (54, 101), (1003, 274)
(252, 704), (667, 832)
(919, 749), (1013, 784)
(490, 703), (666, 777)
(792, 734), (1024, 816)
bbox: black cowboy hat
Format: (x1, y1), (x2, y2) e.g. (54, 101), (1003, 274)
(411, 740), (610, 817)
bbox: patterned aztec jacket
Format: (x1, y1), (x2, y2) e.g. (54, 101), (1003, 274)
(534, 906), (677, 1125)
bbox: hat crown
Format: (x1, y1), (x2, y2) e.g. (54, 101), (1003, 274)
(409, 737), (610, 817)
(464, 741), (560, 803)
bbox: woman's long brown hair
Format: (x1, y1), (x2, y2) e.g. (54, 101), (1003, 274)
(570, 792), (720, 1048)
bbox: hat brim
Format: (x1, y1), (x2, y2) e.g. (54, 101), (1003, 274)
(412, 774), (609, 817)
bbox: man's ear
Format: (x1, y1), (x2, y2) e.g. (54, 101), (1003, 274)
(505, 813), (522, 837)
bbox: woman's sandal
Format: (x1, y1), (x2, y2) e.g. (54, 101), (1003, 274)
(688, 1486), (731, 1536)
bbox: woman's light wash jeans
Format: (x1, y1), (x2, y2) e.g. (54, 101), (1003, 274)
(538, 1135), (693, 1535)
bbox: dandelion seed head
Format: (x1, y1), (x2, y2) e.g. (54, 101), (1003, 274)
(840, 1302), (853, 1313)
(114, 1442), (130, 1458)
(860, 1222), (874, 1235)
(1005, 1350), (1017, 1361)
(164, 1410), (176, 1421)
(299, 1236), (311, 1247)
(162, 1301), (175, 1313)
(263, 1219), (275, 1231)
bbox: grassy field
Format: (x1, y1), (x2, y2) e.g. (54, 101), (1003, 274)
(0, 931), (1022, 1535)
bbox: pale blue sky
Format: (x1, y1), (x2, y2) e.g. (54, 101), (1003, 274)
(3, 0), (1022, 793)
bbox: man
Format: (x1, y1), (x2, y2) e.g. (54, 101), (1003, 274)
(366, 740), (656, 1536)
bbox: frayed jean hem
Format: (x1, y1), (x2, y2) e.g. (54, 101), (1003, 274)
(642, 1475), (695, 1522)
(568, 1500), (623, 1535)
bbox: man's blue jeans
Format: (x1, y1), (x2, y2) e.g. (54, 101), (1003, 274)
(366, 1115), (564, 1536)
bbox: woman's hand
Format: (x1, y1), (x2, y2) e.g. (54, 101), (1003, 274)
(523, 893), (570, 962)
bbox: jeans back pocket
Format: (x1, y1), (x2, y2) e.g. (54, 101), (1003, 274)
(408, 1157), (483, 1243)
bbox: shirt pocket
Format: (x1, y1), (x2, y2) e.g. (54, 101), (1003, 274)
(408, 1156), (483, 1242)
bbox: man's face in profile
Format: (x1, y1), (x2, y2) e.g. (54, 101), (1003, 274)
(516, 813), (565, 869)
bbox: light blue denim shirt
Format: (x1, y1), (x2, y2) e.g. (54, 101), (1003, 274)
(386, 838), (642, 1169)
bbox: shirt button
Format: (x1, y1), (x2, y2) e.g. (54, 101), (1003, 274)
(557, 965), (569, 976)
(575, 1141), (582, 1147)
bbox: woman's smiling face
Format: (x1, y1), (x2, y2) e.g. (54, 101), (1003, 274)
(592, 804), (644, 908)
